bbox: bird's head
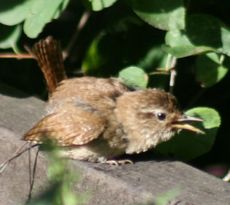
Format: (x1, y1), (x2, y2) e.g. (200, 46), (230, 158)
(115, 89), (203, 154)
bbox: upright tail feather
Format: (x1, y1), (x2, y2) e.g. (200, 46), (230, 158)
(31, 36), (67, 94)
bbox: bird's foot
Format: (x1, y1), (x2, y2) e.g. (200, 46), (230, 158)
(102, 159), (133, 166)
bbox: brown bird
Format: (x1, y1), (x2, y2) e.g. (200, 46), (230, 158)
(22, 37), (203, 164)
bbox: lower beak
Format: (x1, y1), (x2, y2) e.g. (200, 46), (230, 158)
(172, 115), (205, 134)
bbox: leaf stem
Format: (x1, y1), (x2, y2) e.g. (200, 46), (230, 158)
(63, 11), (91, 60)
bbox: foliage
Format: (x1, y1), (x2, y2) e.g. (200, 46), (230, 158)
(0, 0), (229, 166)
(118, 66), (148, 89)
(26, 143), (87, 205)
(0, 0), (69, 39)
(155, 188), (180, 205)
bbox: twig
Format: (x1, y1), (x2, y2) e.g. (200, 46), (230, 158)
(63, 11), (91, 60)
(28, 143), (32, 190)
(0, 143), (38, 174)
(0, 53), (34, 59)
(169, 68), (177, 94)
(28, 147), (39, 201)
(165, 54), (177, 93)
(149, 70), (170, 75)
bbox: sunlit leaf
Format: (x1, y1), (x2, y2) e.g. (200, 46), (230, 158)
(119, 66), (148, 88)
(165, 29), (213, 58)
(218, 26), (230, 57)
(0, 0), (32, 25)
(23, 0), (66, 38)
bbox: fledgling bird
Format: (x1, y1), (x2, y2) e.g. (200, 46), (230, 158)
(23, 37), (203, 164)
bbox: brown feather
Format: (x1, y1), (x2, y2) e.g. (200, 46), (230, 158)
(23, 105), (106, 146)
(32, 36), (67, 94)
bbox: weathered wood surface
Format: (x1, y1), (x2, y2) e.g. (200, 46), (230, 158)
(0, 82), (230, 205)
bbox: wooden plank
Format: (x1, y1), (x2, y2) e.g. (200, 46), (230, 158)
(0, 82), (230, 205)
(0, 83), (45, 135)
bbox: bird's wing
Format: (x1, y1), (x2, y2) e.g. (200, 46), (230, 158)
(23, 106), (106, 146)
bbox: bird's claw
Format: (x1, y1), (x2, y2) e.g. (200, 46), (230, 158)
(102, 159), (133, 166)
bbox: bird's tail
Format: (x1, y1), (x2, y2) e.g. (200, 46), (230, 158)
(31, 36), (67, 94)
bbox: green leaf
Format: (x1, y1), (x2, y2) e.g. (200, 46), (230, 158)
(186, 107), (221, 129)
(165, 30), (214, 58)
(0, 0), (32, 25)
(164, 45), (213, 58)
(128, 0), (185, 30)
(53, 0), (70, 19)
(195, 52), (229, 87)
(23, 0), (66, 38)
(165, 14), (230, 58)
(218, 26), (230, 57)
(119, 66), (148, 88)
(0, 24), (21, 50)
(155, 107), (221, 161)
(60, 0), (70, 10)
(87, 0), (118, 11)
(137, 45), (169, 70)
(185, 15), (222, 48)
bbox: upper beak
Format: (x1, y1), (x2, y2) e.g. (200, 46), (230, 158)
(171, 115), (205, 134)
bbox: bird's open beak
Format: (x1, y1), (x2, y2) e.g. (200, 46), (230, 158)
(172, 115), (205, 134)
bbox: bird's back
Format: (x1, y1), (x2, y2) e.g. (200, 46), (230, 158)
(47, 77), (129, 115)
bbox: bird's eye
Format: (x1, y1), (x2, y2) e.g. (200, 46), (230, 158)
(156, 112), (166, 121)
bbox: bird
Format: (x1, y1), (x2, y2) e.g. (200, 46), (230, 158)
(20, 36), (204, 165)
(0, 37), (202, 167)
